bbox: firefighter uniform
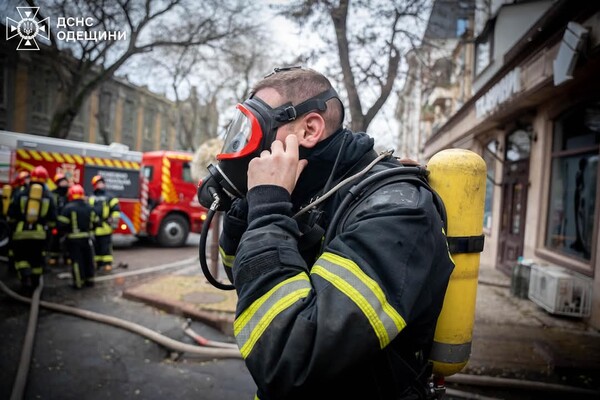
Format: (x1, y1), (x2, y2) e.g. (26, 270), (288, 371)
(219, 131), (454, 399)
(8, 166), (56, 292)
(48, 174), (70, 265)
(4, 171), (30, 274)
(88, 175), (120, 272)
(58, 185), (98, 289)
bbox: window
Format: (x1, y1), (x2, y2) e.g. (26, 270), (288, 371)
(143, 165), (153, 180)
(483, 140), (497, 230)
(545, 102), (600, 262)
(31, 67), (50, 115)
(474, 24), (493, 76)
(182, 162), (194, 183)
(122, 99), (136, 145)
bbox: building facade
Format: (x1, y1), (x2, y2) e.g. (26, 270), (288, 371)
(422, 0), (600, 329)
(0, 38), (180, 152)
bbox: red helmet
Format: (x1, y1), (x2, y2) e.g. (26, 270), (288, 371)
(68, 184), (85, 201)
(30, 166), (49, 183)
(14, 170), (30, 186)
(91, 175), (105, 189)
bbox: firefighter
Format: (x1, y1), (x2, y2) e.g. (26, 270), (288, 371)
(2, 171), (30, 274)
(204, 68), (454, 399)
(58, 184), (98, 289)
(47, 173), (70, 266)
(88, 175), (120, 272)
(8, 166), (57, 293)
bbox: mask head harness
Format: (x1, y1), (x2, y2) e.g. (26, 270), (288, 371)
(199, 80), (344, 206)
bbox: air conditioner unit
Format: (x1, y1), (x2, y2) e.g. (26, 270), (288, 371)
(528, 264), (592, 317)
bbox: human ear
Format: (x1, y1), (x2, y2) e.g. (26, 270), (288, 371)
(298, 112), (326, 148)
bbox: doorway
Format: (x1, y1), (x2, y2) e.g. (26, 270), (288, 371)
(497, 128), (532, 274)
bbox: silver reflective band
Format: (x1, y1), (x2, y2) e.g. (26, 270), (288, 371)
(429, 341), (471, 363)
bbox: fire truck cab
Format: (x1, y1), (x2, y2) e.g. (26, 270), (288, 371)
(141, 151), (207, 247)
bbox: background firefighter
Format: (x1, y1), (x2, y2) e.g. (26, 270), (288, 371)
(47, 173), (70, 266)
(88, 175), (120, 272)
(7, 166), (56, 293)
(58, 184), (98, 289)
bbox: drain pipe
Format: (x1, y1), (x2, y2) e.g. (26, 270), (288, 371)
(0, 281), (241, 360)
(10, 277), (43, 400)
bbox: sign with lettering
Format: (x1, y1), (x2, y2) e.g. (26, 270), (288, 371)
(476, 68), (521, 119)
(83, 166), (139, 199)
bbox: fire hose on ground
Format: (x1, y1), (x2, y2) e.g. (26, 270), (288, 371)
(2, 279), (599, 398)
(0, 280), (242, 362)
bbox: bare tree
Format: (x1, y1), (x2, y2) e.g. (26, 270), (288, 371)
(27, 0), (258, 139)
(276, 0), (430, 132)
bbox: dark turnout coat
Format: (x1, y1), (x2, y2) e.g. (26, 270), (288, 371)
(220, 130), (454, 400)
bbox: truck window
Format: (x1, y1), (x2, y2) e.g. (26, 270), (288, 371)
(143, 166), (153, 180)
(182, 162), (194, 183)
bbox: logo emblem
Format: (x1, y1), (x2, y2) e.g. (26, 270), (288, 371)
(6, 7), (50, 51)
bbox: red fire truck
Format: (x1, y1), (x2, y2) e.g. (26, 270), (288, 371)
(0, 130), (207, 247)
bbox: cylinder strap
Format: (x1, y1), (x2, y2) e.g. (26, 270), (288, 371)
(430, 341), (472, 364)
(446, 234), (485, 254)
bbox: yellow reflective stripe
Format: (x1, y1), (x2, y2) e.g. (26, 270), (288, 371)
(31, 267), (43, 274)
(219, 247), (234, 268)
(113, 160), (123, 168)
(57, 215), (70, 224)
(71, 211), (78, 232)
(17, 149), (30, 159)
(68, 232), (90, 239)
(95, 157), (105, 166)
(73, 262), (82, 288)
(30, 150), (42, 161)
(41, 151), (53, 162)
(84, 156), (94, 165)
(312, 252), (406, 348)
(53, 152), (65, 163)
(104, 159), (114, 167)
(13, 230), (46, 240)
(234, 273), (311, 358)
(63, 154), (75, 163)
(109, 198), (119, 207)
(123, 161), (132, 169)
(73, 155), (84, 164)
(15, 260), (30, 269)
(41, 198), (49, 217)
(131, 162), (140, 169)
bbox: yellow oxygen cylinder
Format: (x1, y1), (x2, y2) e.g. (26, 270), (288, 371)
(426, 148), (487, 377)
(26, 183), (44, 224)
(2, 184), (11, 216)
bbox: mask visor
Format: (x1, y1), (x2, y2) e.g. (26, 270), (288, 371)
(218, 104), (263, 160)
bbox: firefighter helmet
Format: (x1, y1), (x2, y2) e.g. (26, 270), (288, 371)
(15, 170), (30, 186)
(91, 175), (105, 189)
(68, 184), (85, 201)
(30, 166), (49, 183)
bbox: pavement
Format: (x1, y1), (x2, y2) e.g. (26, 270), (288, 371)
(122, 257), (600, 395)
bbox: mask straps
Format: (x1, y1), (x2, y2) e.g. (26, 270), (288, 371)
(272, 87), (344, 128)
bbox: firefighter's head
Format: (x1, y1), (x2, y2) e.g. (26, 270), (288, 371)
(68, 184), (85, 201)
(54, 173), (69, 188)
(91, 175), (105, 190)
(15, 170), (30, 187)
(30, 166), (49, 184)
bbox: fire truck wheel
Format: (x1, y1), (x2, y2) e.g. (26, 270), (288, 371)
(157, 214), (189, 247)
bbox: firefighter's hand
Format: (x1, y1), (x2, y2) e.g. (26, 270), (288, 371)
(247, 135), (308, 194)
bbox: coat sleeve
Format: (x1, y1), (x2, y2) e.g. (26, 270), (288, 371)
(232, 183), (452, 399)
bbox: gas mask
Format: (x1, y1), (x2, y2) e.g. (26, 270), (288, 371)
(198, 87), (343, 210)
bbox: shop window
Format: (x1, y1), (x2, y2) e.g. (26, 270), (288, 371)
(545, 102), (600, 262)
(483, 140), (497, 230)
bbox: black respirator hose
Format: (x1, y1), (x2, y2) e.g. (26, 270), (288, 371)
(199, 190), (235, 291)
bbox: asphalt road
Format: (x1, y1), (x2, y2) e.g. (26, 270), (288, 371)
(0, 234), (256, 400)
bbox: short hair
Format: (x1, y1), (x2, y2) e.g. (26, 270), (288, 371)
(252, 68), (344, 135)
